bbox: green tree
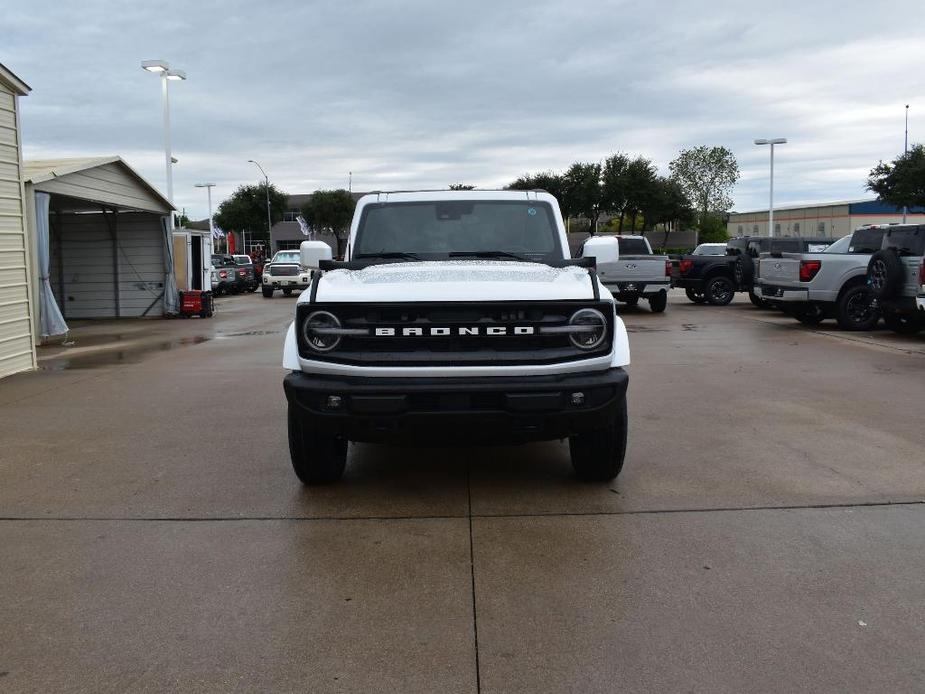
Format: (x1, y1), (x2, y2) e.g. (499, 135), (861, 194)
(301, 189), (356, 258)
(668, 146), (739, 227)
(214, 182), (288, 241)
(562, 162), (603, 234)
(698, 212), (729, 243)
(622, 157), (659, 232)
(601, 153), (630, 230)
(866, 144), (925, 209)
(448, 183), (476, 190)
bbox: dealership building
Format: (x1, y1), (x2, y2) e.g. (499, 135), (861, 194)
(728, 199), (925, 239)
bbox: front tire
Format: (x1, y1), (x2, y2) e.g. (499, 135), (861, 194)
(283, 288), (293, 296)
(569, 396), (628, 482)
(288, 407), (348, 484)
(705, 276), (735, 306)
(648, 290), (667, 313)
(835, 284), (879, 331)
(262, 285), (274, 298)
(793, 304), (826, 326)
(685, 288), (707, 304)
(883, 311), (924, 335)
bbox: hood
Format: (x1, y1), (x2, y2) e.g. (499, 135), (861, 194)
(307, 260), (603, 303)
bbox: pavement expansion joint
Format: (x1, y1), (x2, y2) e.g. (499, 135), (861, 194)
(1, 499), (923, 524)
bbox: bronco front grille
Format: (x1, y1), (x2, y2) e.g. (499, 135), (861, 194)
(296, 301), (614, 366)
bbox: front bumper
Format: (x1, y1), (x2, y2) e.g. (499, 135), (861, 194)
(283, 367), (629, 444)
(265, 278), (310, 290)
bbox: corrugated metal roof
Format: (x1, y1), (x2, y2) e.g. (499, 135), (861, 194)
(730, 199), (872, 215)
(23, 156), (175, 211)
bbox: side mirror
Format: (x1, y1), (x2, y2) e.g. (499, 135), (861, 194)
(580, 236), (620, 264)
(300, 240), (333, 269)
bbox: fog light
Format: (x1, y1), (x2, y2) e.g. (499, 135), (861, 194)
(570, 392), (585, 406)
(325, 395), (343, 410)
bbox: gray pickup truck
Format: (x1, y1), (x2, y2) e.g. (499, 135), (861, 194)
(581, 235), (671, 312)
(755, 226), (888, 330)
(866, 224), (925, 334)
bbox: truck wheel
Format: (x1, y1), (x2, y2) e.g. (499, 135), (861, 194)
(288, 407), (348, 484)
(262, 285), (274, 298)
(648, 291), (667, 313)
(835, 284), (879, 331)
(569, 395), (628, 482)
(867, 249), (904, 299)
(685, 288), (706, 304)
(748, 290), (768, 308)
(622, 296), (639, 306)
(793, 304), (825, 326)
(883, 311), (924, 335)
(283, 288), (293, 296)
(705, 276), (735, 306)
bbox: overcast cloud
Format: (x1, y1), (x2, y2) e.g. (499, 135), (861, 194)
(4, 0), (923, 220)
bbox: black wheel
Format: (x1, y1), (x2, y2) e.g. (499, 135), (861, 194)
(648, 291), (667, 313)
(262, 285), (274, 298)
(705, 276), (735, 306)
(249, 283), (259, 293)
(569, 395), (628, 482)
(282, 288), (293, 296)
(835, 284), (879, 331)
(685, 288), (707, 304)
(882, 311), (924, 335)
(793, 304), (825, 326)
(736, 255), (755, 288)
(288, 407), (348, 484)
(748, 290), (769, 308)
(867, 249), (904, 299)
(622, 296), (639, 306)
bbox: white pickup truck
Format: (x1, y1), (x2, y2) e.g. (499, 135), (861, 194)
(581, 235), (671, 312)
(282, 190), (631, 484)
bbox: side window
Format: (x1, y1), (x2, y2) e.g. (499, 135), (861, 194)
(817, 222), (825, 234)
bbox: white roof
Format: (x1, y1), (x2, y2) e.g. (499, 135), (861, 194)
(0, 63), (30, 95)
(24, 156), (175, 211)
(731, 199), (872, 215)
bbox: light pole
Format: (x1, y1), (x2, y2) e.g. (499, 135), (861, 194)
(754, 138), (787, 237)
(903, 105), (909, 223)
(141, 60), (186, 229)
(248, 159), (272, 252)
(195, 182), (216, 249)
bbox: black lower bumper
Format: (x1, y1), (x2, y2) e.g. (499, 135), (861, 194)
(283, 367), (629, 444)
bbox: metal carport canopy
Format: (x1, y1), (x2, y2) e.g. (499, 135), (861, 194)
(23, 157), (178, 327)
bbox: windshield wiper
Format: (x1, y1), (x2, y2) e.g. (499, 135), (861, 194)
(353, 252), (422, 261)
(448, 251), (537, 262)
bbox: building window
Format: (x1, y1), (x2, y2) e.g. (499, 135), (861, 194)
(283, 209), (301, 222)
(737, 225), (743, 234)
(752, 224), (758, 234)
(774, 223), (781, 235)
(817, 222), (825, 234)
(793, 222), (800, 235)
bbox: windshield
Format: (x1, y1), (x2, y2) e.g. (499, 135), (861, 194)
(354, 200), (562, 261)
(823, 236), (851, 253)
(272, 252), (300, 264)
(617, 238), (649, 254)
(691, 244), (726, 256)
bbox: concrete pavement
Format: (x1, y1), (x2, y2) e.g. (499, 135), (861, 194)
(1, 290), (923, 692)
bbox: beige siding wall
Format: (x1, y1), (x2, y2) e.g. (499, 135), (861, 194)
(730, 205), (851, 238)
(0, 81), (35, 379)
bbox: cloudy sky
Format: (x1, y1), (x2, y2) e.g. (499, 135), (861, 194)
(4, 0), (922, 220)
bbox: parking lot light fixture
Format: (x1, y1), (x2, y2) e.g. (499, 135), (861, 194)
(754, 138), (787, 237)
(248, 159), (273, 244)
(142, 59), (186, 229)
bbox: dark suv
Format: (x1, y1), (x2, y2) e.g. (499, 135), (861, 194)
(866, 225), (925, 334)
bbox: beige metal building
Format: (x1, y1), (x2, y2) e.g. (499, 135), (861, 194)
(728, 199), (925, 239)
(0, 64), (35, 380)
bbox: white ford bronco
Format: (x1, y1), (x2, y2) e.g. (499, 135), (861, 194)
(282, 190), (631, 484)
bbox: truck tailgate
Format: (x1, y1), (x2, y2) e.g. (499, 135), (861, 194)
(758, 253), (801, 284)
(599, 256), (667, 284)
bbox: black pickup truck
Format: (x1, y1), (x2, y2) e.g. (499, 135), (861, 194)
(675, 237), (831, 306)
